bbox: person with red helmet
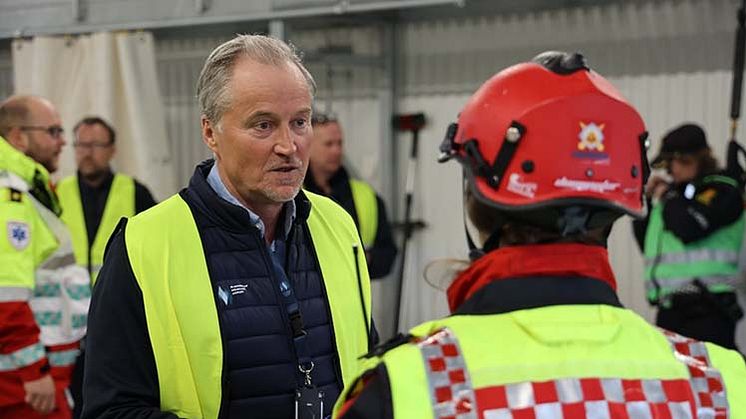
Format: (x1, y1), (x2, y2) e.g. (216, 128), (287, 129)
(333, 52), (746, 418)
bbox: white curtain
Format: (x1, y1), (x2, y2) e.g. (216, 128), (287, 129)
(12, 31), (176, 200)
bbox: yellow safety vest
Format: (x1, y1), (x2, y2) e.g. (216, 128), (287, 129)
(335, 305), (746, 418)
(57, 173), (135, 283)
(349, 179), (378, 248)
(125, 191), (372, 419)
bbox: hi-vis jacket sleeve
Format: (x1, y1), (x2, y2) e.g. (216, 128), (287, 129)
(0, 188), (58, 383)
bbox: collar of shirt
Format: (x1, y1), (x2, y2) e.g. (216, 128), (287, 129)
(206, 162), (296, 242)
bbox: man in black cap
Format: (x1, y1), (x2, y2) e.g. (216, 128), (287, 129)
(634, 123), (745, 350)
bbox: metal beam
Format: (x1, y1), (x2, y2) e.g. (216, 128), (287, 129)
(268, 19), (286, 40)
(303, 52), (384, 69)
(71, 0), (83, 22)
(0, 0), (463, 39)
(195, 0), (209, 14)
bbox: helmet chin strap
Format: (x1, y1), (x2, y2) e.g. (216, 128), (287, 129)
(463, 211), (502, 261)
(462, 178), (502, 261)
(463, 208), (485, 261)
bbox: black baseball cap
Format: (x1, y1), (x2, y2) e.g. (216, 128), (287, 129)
(651, 123), (709, 167)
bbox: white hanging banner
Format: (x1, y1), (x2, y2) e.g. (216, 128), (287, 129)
(12, 31), (176, 200)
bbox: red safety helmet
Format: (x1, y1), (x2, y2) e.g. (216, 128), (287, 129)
(440, 52), (649, 235)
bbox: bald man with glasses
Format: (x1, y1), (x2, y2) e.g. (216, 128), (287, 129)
(0, 95), (90, 418)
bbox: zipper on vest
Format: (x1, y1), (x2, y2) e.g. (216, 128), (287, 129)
(300, 223), (346, 392)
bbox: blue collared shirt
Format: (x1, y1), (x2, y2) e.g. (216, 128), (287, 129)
(206, 162), (296, 247)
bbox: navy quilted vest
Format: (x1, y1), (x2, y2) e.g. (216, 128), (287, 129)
(181, 161), (343, 418)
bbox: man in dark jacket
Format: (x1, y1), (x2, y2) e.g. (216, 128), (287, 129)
(58, 117), (157, 419)
(633, 123), (745, 350)
(58, 116), (157, 281)
(304, 115), (397, 279)
(82, 34), (376, 419)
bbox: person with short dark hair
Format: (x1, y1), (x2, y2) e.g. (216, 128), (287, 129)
(633, 123), (745, 350)
(334, 52), (746, 418)
(57, 116), (157, 282)
(56, 116), (157, 418)
(304, 115), (397, 279)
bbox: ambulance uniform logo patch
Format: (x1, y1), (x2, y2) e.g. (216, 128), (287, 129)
(7, 221), (30, 251)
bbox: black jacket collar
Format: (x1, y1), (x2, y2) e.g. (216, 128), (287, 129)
(304, 166), (351, 195)
(454, 276), (623, 316)
(181, 159), (311, 232)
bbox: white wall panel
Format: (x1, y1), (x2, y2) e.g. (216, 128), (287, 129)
(395, 93), (468, 331)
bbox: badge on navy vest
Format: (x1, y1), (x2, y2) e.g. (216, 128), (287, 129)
(7, 221), (30, 251)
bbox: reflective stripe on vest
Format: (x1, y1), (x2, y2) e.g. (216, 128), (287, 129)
(418, 329), (477, 419)
(417, 328), (728, 418)
(644, 249), (740, 268)
(643, 201), (745, 301)
(660, 329), (729, 415)
(57, 174), (136, 283)
(352, 306), (746, 419)
(0, 287), (32, 302)
(349, 179), (378, 248)
(126, 192), (371, 419)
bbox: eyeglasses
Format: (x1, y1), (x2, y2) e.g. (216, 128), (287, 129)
(20, 125), (65, 138)
(73, 141), (112, 150)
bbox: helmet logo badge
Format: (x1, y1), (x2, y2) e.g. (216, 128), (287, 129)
(573, 122), (609, 160)
(577, 122), (605, 151)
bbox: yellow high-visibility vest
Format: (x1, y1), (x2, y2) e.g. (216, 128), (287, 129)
(349, 179), (378, 248)
(57, 173), (135, 282)
(125, 191), (372, 419)
(335, 305), (746, 417)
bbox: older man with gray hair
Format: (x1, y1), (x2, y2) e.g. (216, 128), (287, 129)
(82, 34), (375, 419)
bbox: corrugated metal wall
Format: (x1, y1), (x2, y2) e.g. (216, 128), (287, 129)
(1, 0), (742, 343)
(150, 0), (744, 341)
(0, 46), (12, 99)
(389, 0), (744, 343)
(156, 36), (228, 188)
